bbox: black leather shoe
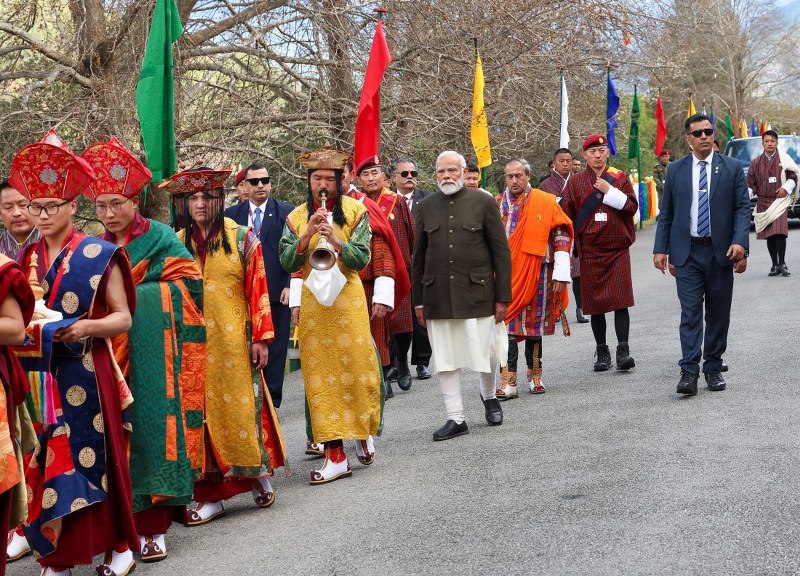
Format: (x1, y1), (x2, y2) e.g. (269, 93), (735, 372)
(481, 396), (503, 426)
(705, 371), (726, 391)
(616, 344), (635, 370)
(769, 265), (780, 276)
(576, 308), (589, 323)
(677, 369), (698, 395)
(384, 366), (399, 382)
(594, 345), (612, 371)
(416, 365), (432, 380)
(721, 362), (729, 372)
(397, 363), (412, 391)
(781, 264), (791, 277)
(383, 368), (394, 399)
(433, 420), (469, 441)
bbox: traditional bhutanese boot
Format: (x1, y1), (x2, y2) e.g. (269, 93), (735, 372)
(96, 546), (135, 576)
(354, 435), (376, 465)
(251, 476), (275, 508)
(528, 367), (545, 394)
(7, 528), (31, 562)
(495, 368), (518, 400)
(185, 500), (225, 526)
(310, 441), (351, 485)
(139, 534), (167, 563)
(305, 440), (324, 457)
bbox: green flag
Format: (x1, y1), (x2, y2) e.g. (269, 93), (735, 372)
(725, 113), (735, 141)
(136, 0), (183, 182)
(627, 86), (640, 161)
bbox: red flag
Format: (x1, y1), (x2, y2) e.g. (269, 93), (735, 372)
(353, 20), (392, 165)
(655, 95), (667, 155)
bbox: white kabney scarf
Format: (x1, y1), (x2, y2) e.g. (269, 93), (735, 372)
(753, 152), (800, 233)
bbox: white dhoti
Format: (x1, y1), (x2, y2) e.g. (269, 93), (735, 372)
(427, 316), (508, 373)
(428, 316), (509, 423)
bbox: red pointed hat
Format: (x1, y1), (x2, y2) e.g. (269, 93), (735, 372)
(158, 168), (232, 196)
(9, 129), (96, 201)
(80, 137), (153, 202)
(582, 134), (608, 151)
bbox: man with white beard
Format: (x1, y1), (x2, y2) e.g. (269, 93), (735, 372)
(411, 151), (512, 441)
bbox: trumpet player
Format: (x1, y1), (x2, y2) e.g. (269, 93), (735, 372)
(280, 147), (384, 485)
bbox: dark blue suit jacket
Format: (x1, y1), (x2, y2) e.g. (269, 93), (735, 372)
(654, 152), (750, 267)
(225, 197), (294, 302)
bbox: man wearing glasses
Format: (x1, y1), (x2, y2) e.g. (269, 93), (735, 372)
(561, 135), (639, 373)
(654, 113), (749, 395)
(10, 129), (139, 576)
(81, 138), (206, 564)
(225, 163), (294, 408)
(388, 157), (432, 386)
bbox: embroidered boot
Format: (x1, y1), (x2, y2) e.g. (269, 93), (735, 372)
(528, 367), (545, 394)
(496, 368), (518, 400)
(310, 441), (351, 485)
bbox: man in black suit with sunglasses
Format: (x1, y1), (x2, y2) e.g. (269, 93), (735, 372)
(390, 157), (433, 383)
(654, 114), (749, 396)
(225, 162), (295, 407)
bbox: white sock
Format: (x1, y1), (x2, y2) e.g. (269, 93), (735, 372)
(41, 568), (71, 576)
(194, 500), (224, 520)
(438, 369), (465, 423)
(479, 361), (498, 400)
(254, 476), (273, 493)
(109, 548), (133, 574)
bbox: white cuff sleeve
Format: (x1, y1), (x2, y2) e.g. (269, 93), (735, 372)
(552, 251), (571, 283)
(602, 186), (628, 210)
(782, 180), (796, 193)
(289, 277), (303, 308)
(373, 276), (395, 310)
(748, 187), (755, 199)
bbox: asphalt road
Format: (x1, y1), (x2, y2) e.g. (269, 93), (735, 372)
(9, 222), (800, 576)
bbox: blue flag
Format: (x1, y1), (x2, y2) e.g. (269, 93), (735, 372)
(751, 119), (757, 137)
(607, 74), (620, 158)
(710, 108), (716, 134)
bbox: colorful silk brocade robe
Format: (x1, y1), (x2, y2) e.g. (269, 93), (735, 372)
(279, 197), (383, 443)
(178, 218), (286, 487)
(561, 167), (638, 315)
(16, 232), (139, 563)
(502, 189), (574, 337)
(0, 254), (35, 570)
(747, 152), (796, 239)
(103, 215), (207, 514)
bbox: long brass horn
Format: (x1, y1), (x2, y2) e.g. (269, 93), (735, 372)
(308, 191), (337, 271)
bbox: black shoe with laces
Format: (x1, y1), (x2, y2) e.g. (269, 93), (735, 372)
(593, 345), (612, 372)
(705, 371), (726, 391)
(781, 264), (791, 277)
(769, 265), (780, 276)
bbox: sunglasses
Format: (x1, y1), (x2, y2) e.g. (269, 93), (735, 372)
(398, 170), (418, 178)
(689, 128), (714, 138)
(246, 177), (271, 186)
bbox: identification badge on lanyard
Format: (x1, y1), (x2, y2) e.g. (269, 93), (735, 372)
(769, 176), (778, 184)
(595, 211), (608, 222)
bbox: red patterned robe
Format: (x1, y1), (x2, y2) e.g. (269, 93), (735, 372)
(539, 172), (580, 278)
(561, 167), (638, 315)
(747, 152), (797, 239)
(366, 188), (415, 336)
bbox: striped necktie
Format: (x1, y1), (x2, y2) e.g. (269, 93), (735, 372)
(697, 160), (709, 237)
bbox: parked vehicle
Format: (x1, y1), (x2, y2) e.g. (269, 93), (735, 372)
(724, 135), (800, 219)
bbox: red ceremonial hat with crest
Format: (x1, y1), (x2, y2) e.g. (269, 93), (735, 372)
(80, 137), (153, 202)
(9, 129), (96, 201)
(355, 154), (383, 176)
(582, 134), (608, 151)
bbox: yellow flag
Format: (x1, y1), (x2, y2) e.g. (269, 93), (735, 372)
(471, 52), (492, 169)
(739, 117), (748, 137)
(687, 98), (696, 118)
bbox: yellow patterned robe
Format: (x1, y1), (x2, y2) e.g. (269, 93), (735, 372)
(280, 197), (382, 442)
(179, 218), (286, 481)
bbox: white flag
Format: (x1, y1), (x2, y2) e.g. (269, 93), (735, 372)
(559, 76), (570, 149)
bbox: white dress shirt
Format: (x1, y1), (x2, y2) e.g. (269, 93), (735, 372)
(690, 150), (713, 237)
(248, 199), (269, 230)
(400, 191), (414, 212)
